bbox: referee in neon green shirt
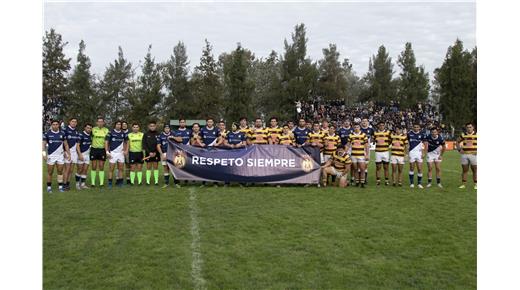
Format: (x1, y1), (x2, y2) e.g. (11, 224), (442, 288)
(90, 117), (109, 187)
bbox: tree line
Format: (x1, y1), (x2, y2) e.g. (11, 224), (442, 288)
(42, 23), (476, 129)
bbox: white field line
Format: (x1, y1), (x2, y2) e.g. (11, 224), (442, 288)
(189, 187), (206, 290)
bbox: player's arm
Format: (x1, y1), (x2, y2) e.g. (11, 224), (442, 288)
(364, 140), (369, 159)
(456, 135), (464, 152)
(156, 142), (163, 154)
(63, 137), (71, 160)
(42, 139), (47, 160)
(422, 140), (428, 156)
(76, 142), (84, 161)
(123, 136), (129, 155)
(105, 135), (111, 158)
(321, 158), (333, 168)
(440, 142), (446, 158)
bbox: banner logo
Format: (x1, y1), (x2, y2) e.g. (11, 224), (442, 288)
(173, 150), (187, 168)
(301, 155), (313, 172)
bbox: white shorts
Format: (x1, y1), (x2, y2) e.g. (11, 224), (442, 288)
(47, 154), (64, 165)
(409, 151), (423, 163)
(161, 153), (168, 166)
(427, 152), (442, 163)
(64, 150), (78, 164)
(323, 154), (332, 164)
(320, 152), (324, 164)
(375, 151), (390, 163)
(461, 154), (477, 166)
(109, 152), (125, 164)
(390, 155), (405, 165)
(330, 167), (347, 178)
(77, 152), (90, 165)
(351, 156), (366, 163)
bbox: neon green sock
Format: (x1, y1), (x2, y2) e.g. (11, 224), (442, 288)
(146, 170), (151, 184)
(153, 170), (159, 184)
(99, 171), (105, 186)
(130, 172), (136, 184)
(91, 170), (97, 185)
(137, 172), (143, 184)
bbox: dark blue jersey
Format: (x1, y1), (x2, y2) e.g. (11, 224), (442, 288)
(293, 127), (311, 145)
(337, 127), (353, 146)
(64, 125), (80, 148)
(407, 130), (426, 152)
(78, 131), (92, 153)
(173, 128), (191, 145)
(201, 126), (218, 146)
(105, 129), (127, 153)
(226, 131), (246, 145)
(159, 132), (172, 152)
(425, 134), (445, 153)
(361, 126), (374, 141)
(43, 129), (65, 155)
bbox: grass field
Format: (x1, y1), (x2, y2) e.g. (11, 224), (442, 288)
(43, 151), (476, 289)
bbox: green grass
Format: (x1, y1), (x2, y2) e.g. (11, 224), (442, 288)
(43, 151), (476, 289)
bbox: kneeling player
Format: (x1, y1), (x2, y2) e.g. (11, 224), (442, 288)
(321, 148), (352, 188)
(424, 127), (446, 188)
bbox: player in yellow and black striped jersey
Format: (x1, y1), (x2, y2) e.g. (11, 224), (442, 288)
(456, 122), (477, 189)
(390, 126), (408, 186)
(238, 117), (252, 145)
(323, 124), (341, 161)
(373, 121), (392, 185)
(321, 147), (352, 188)
(267, 117), (283, 144)
(347, 123), (369, 187)
(307, 122), (325, 163)
(278, 125), (295, 146)
(249, 118), (269, 145)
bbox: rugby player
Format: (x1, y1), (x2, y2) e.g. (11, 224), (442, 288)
(267, 117), (282, 144)
(215, 120), (228, 147)
(157, 124), (173, 187)
(76, 123), (92, 189)
(338, 120), (353, 149)
(347, 123), (369, 187)
(250, 118), (269, 145)
(424, 127), (446, 188)
(90, 117), (109, 187)
(360, 118), (374, 184)
(373, 121), (391, 186)
(390, 126), (408, 186)
(63, 117), (81, 191)
(224, 122), (247, 148)
(172, 118), (191, 145)
(201, 118), (219, 147)
(105, 121), (128, 188)
(407, 123), (426, 188)
(293, 118), (310, 147)
(143, 121), (160, 186)
(122, 121), (131, 184)
(321, 147), (352, 188)
(190, 123), (204, 147)
(457, 123), (477, 189)
(320, 119), (330, 134)
(323, 124), (340, 163)
(127, 123), (144, 185)
(278, 124), (295, 146)
(287, 120), (295, 132)
(42, 120), (70, 193)
(238, 117), (252, 145)
(307, 122), (325, 163)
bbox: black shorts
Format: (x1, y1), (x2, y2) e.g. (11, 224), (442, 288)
(129, 152), (144, 164)
(90, 148), (106, 161)
(145, 152), (160, 163)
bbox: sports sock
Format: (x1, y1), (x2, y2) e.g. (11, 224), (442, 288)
(91, 170), (97, 185)
(428, 178), (432, 184)
(164, 173), (170, 185)
(137, 172), (143, 184)
(117, 178), (123, 186)
(154, 170), (159, 184)
(47, 182), (51, 190)
(99, 171), (105, 186)
(75, 174), (81, 182)
(417, 173), (423, 184)
(364, 170), (368, 181)
(408, 171), (414, 184)
(437, 177), (441, 184)
(130, 172), (136, 184)
(146, 170), (152, 184)
(108, 178), (113, 186)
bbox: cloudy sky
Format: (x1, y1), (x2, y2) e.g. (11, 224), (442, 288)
(44, 1), (475, 77)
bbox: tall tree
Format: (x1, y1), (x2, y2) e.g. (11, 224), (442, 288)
(342, 59), (363, 105)
(364, 45), (395, 103)
(42, 28), (71, 128)
(317, 43), (347, 101)
(397, 42), (430, 107)
(220, 43), (255, 122)
(250, 51), (283, 119)
(128, 45), (163, 124)
(191, 39), (223, 119)
(66, 40), (98, 123)
(434, 39), (476, 128)
(99, 46), (135, 123)
(163, 41), (192, 119)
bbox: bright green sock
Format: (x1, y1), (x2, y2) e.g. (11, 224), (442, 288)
(130, 172), (136, 184)
(146, 170), (151, 184)
(137, 172), (143, 184)
(153, 170), (159, 184)
(99, 171), (105, 186)
(91, 170), (97, 185)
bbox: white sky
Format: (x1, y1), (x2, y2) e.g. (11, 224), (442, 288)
(44, 1), (476, 77)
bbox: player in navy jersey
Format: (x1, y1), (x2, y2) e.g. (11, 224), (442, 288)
(225, 123), (247, 148)
(407, 123), (427, 188)
(105, 121), (128, 187)
(293, 118), (311, 147)
(63, 118), (81, 191)
(42, 120), (70, 193)
(201, 118), (219, 147)
(172, 119), (191, 145)
(423, 127), (446, 188)
(337, 120), (353, 148)
(121, 121), (131, 184)
(360, 118), (374, 184)
(76, 123), (92, 189)
(157, 124), (174, 188)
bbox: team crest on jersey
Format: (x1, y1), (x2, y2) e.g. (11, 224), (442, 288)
(301, 155), (314, 173)
(173, 150), (187, 168)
